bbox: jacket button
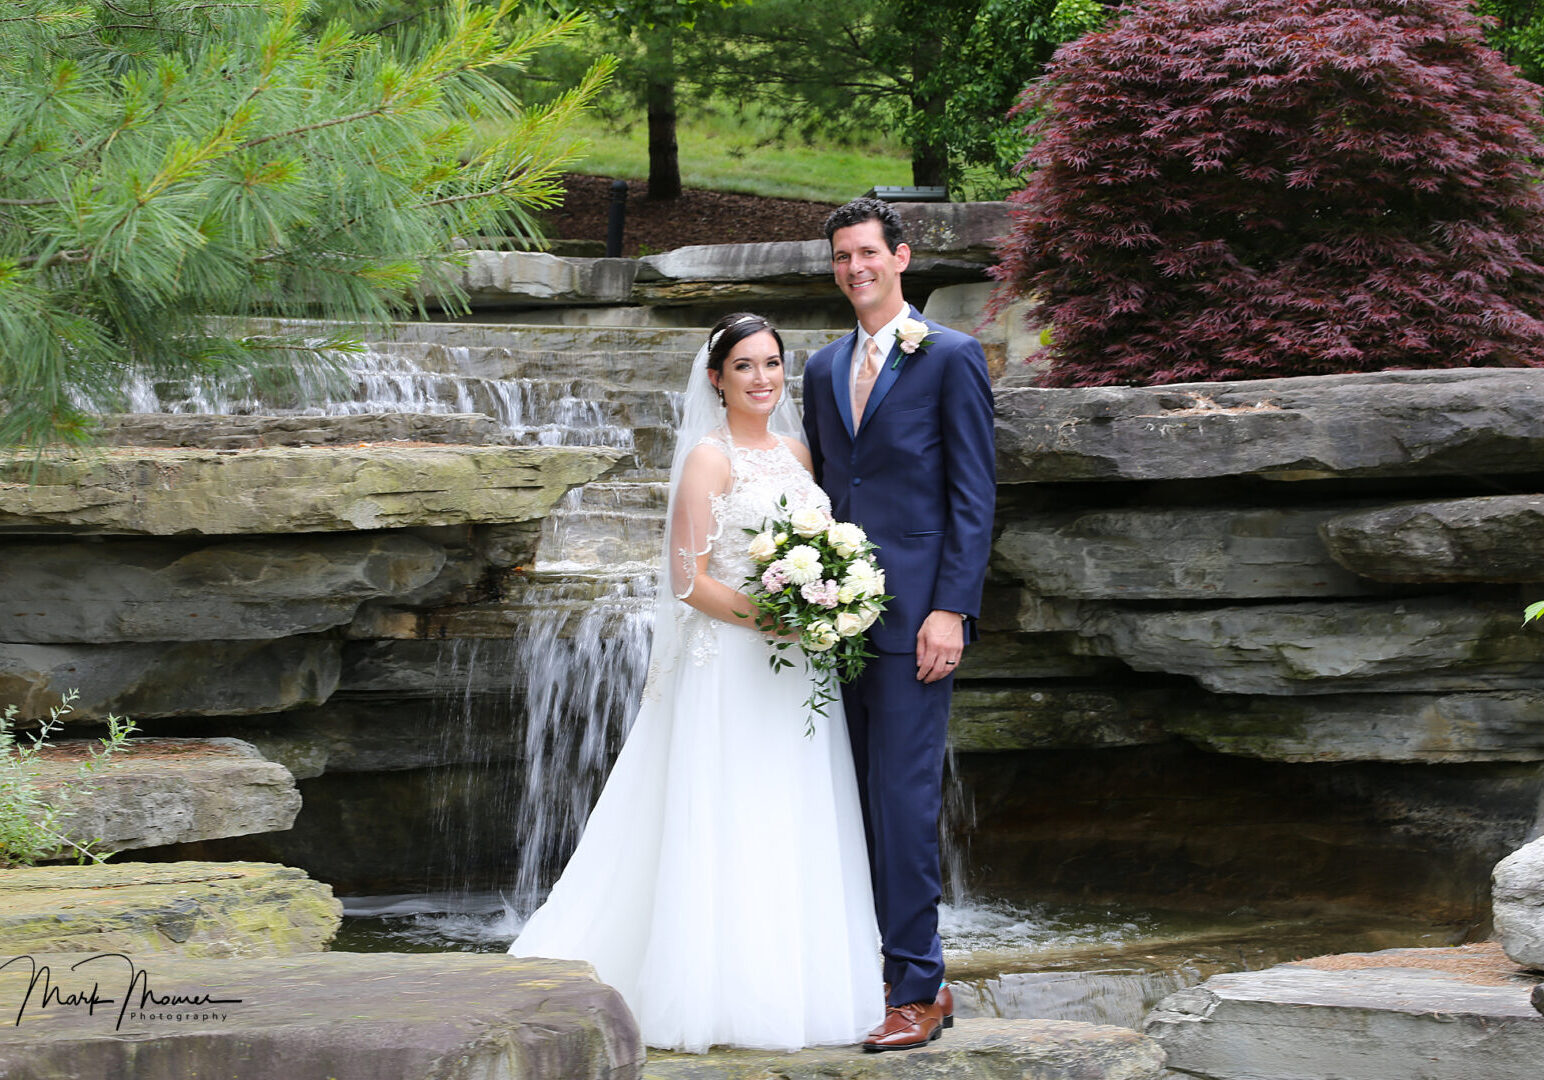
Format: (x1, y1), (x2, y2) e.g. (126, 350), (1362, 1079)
(852, 477), (862, 486)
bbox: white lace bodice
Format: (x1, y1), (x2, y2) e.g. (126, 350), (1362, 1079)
(704, 435), (830, 585)
(678, 433), (829, 664)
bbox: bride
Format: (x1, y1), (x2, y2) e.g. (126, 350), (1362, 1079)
(509, 312), (884, 1053)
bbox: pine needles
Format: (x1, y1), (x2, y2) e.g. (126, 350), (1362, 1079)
(0, 1), (615, 446)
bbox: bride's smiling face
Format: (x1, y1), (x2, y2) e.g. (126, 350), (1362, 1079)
(711, 330), (784, 418)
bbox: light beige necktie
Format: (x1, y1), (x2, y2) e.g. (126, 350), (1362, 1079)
(852, 336), (881, 431)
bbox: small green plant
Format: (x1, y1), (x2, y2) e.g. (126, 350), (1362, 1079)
(1526, 602), (1544, 625)
(1, 691), (137, 867)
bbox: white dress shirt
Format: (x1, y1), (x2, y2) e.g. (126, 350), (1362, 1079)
(848, 308), (913, 398)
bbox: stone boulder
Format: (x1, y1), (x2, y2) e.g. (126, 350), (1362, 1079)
(1321, 496), (1544, 582)
(646, 1018), (1167, 1080)
(0, 637), (340, 721)
(1146, 944), (1544, 1080)
(1079, 597), (1544, 695)
(995, 506), (1375, 600)
(895, 200), (1013, 263)
(996, 369), (1544, 485)
(0, 444), (625, 535)
(31, 738), (301, 850)
(0, 534), (444, 643)
(0, 862), (340, 956)
(1495, 838), (1544, 969)
(430, 250), (638, 307)
(0, 951), (641, 1080)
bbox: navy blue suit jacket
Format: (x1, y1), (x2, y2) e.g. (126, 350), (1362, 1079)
(802, 307), (996, 655)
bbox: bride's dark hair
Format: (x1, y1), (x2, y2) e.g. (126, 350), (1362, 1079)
(706, 312), (783, 376)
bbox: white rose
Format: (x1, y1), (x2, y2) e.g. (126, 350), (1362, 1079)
(825, 521), (867, 558)
(896, 317), (931, 353)
(782, 544), (822, 585)
(837, 585), (857, 605)
(804, 620), (839, 652)
(790, 506), (831, 538)
(747, 530), (778, 562)
(834, 611), (865, 637)
(857, 602), (881, 631)
(775, 532), (789, 545)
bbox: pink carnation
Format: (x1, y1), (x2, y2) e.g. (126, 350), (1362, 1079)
(800, 579), (841, 608)
(761, 563), (789, 591)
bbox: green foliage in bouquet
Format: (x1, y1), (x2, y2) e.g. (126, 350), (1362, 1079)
(0, 0), (613, 447)
(741, 496), (891, 736)
(1, 690), (138, 867)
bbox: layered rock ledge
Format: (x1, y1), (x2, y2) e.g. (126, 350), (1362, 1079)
(1145, 943), (1544, 1080)
(0, 951), (639, 1080)
(0, 862), (339, 956)
(644, 1018), (1166, 1080)
(0, 444), (625, 535)
(995, 369), (1544, 484)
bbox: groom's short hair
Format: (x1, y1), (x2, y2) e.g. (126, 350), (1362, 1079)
(824, 197), (904, 254)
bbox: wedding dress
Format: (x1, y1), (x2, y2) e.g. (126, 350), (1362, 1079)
(508, 429), (884, 1053)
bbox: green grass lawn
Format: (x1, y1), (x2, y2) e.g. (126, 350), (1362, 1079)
(556, 108), (914, 204)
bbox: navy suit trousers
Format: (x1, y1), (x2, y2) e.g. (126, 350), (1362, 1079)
(843, 650), (951, 1006)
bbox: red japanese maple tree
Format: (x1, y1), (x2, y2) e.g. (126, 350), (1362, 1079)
(992, 0), (1544, 386)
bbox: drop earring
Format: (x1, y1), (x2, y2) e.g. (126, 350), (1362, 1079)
(716, 387), (725, 406)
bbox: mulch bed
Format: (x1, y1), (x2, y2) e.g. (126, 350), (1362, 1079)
(544, 173), (836, 257)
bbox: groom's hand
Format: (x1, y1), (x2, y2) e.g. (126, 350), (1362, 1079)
(916, 610), (965, 683)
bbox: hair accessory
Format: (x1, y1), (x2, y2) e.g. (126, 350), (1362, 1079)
(707, 314), (764, 354)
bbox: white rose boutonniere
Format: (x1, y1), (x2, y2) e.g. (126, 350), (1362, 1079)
(893, 317), (936, 368)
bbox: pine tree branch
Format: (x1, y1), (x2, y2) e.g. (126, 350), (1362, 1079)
(0, 197), (62, 206)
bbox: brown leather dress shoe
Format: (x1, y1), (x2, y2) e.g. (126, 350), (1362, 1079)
(862, 999), (947, 1052)
(937, 983), (955, 1028)
(883, 983), (954, 1028)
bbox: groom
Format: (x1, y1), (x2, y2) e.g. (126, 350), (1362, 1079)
(802, 198), (996, 1051)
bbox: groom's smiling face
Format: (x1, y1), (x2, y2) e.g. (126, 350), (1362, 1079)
(830, 219), (911, 326)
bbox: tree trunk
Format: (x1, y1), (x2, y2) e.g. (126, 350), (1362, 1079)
(644, 27), (681, 201)
(911, 144), (948, 189)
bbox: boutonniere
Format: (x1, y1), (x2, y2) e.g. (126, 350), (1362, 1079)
(893, 317), (935, 369)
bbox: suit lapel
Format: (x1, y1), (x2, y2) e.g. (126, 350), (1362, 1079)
(855, 305), (925, 437)
(830, 329), (858, 438)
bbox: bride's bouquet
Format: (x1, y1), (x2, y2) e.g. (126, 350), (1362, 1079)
(741, 498), (891, 735)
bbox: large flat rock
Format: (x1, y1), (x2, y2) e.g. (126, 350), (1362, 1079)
(644, 1018), (1166, 1079)
(995, 506), (1375, 599)
(1322, 496), (1544, 582)
(996, 369), (1544, 484)
(1494, 838), (1544, 968)
(0, 444), (624, 535)
(0, 637), (340, 720)
(0, 950), (641, 1080)
(30, 738), (300, 850)
(1146, 943), (1544, 1080)
(0, 862), (339, 956)
(0, 533), (444, 642)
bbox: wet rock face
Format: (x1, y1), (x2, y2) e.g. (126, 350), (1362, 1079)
(1494, 838), (1544, 968)
(953, 744), (1544, 920)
